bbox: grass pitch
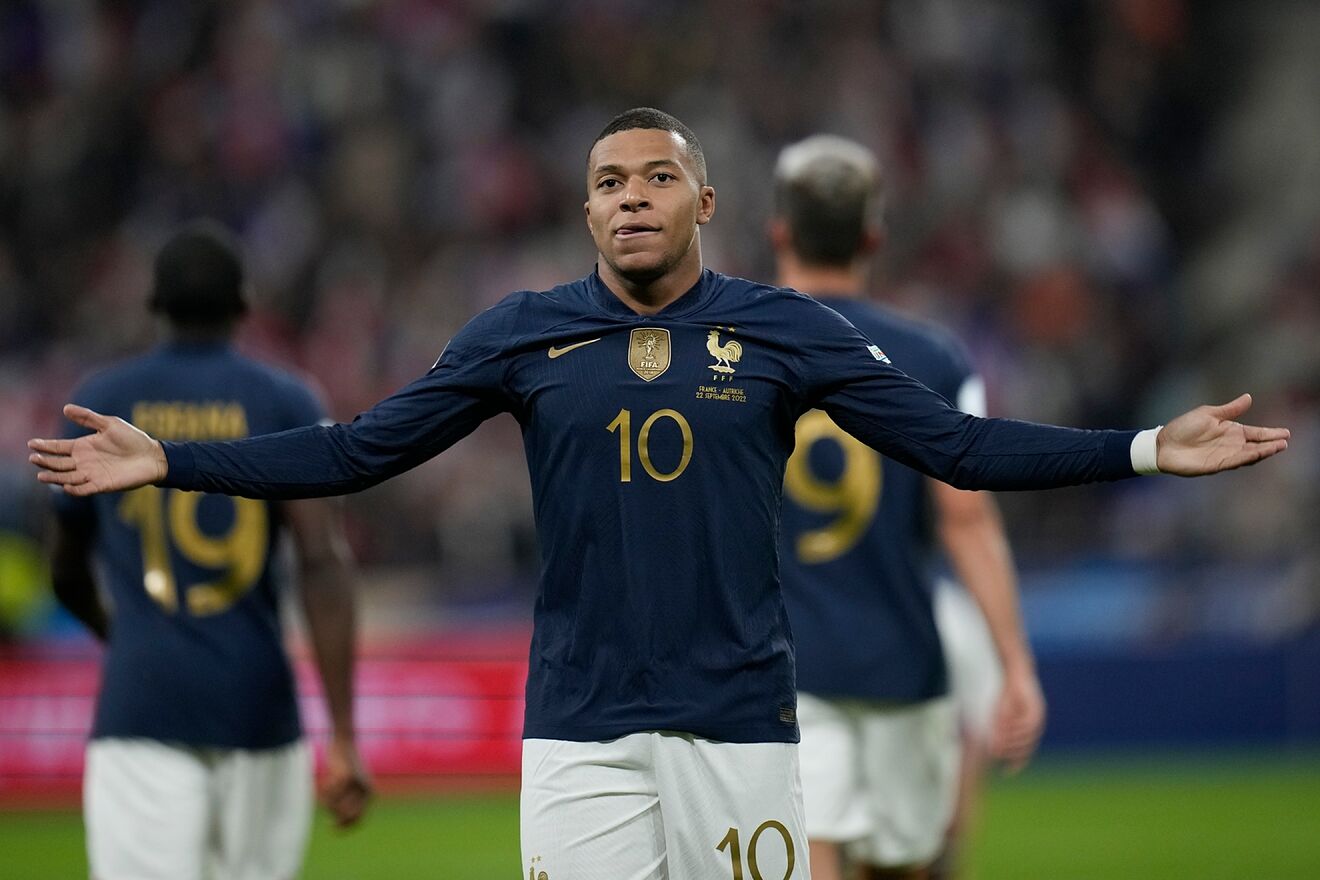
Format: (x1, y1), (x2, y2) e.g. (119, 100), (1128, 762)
(3, 751), (1317, 878)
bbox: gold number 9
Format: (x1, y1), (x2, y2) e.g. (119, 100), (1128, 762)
(783, 410), (882, 564)
(119, 487), (269, 616)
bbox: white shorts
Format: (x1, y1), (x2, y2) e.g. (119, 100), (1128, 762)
(84, 737), (313, 880)
(796, 693), (959, 869)
(521, 732), (806, 880)
(935, 580), (1004, 741)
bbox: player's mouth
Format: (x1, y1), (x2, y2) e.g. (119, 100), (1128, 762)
(615, 223), (659, 239)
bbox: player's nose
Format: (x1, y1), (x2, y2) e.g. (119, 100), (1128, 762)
(620, 181), (649, 210)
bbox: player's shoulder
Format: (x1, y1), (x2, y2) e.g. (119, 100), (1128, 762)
(451, 272), (607, 346)
(229, 351), (324, 407)
(68, 349), (160, 409)
(463, 280), (579, 332)
(712, 272), (811, 307)
(834, 300), (969, 364)
(433, 280), (577, 370)
(707, 272), (777, 296)
(711, 274), (858, 331)
(441, 287), (545, 361)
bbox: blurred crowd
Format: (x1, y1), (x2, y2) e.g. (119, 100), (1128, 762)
(1, 0), (1316, 640)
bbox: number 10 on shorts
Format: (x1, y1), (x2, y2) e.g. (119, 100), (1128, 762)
(717, 820), (797, 879)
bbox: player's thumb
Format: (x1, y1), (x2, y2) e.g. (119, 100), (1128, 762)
(64, 404), (109, 432)
(1207, 393), (1252, 421)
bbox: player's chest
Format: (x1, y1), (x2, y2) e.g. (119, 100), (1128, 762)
(510, 322), (796, 434)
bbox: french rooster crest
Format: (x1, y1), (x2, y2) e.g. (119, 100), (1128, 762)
(706, 329), (742, 374)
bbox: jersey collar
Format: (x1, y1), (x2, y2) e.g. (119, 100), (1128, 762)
(587, 267), (716, 320)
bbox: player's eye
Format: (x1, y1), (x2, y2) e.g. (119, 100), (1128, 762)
(598, 178), (621, 189)
(653, 172), (676, 183)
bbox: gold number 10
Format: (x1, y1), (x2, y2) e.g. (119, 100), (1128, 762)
(606, 408), (694, 482)
(118, 486), (268, 616)
(717, 821), (796, 880)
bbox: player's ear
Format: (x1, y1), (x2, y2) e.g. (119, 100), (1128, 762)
(768, 217), (791, 252)
(696, 185), (715, 226)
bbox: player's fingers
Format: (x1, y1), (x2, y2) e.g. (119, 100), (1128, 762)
(36, 468), (87, 486)
(64, 403), (110, 432)
(1206, 393), (1251, 421)
(337, 800), (366, 827)
(28, 452), (77, 472)
(996, 723), (1038, 762)
(28, 437), (75, 455)
(1003, 754), (1029, 774)
(1257, 439), (1288, 457)
(1241, 424), (1290, 442)
(996, 747), (1029, 775)
(1003, 725), (1039, 763)
(990, 733), (1022, 766)
(323, 774), (368, 817)
(1229, 439), (1288, 469)
(330, 788), (367, 827)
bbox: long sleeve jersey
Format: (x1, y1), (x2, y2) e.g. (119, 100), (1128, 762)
(161, 270), (1137, 743)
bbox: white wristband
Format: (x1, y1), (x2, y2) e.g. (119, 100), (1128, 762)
(1130, 427), (1163, 475)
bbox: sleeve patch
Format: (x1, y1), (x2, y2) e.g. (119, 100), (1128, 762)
(867, 344), (891, 364)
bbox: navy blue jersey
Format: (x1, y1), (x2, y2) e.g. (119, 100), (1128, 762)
(781, 297), (978, 703)
(160, 270), (1137, 744)
(55, 341), (324, 748)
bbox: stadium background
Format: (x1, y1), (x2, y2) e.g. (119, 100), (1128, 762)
(0, 1), (1317, 877)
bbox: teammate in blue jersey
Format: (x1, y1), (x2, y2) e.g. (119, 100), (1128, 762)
(31, 110), (1288, 880)
(770, 135), (1041, 880)
(47, 223), (371, 880)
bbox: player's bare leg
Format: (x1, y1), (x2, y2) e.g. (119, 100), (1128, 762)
(809, 839), (846, 880)
(928, 730), (989, 880)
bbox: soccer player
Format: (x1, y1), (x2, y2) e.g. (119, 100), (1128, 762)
(771, 135), (1040, 880)
(31, 109), (1287, 880)
(46, 223), (371, 880)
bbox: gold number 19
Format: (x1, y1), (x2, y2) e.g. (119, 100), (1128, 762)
(119, 486), (269, 616)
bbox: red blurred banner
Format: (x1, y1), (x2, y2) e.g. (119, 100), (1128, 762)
(0, 628), (530, 804)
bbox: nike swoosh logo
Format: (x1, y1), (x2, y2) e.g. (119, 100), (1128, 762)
(547, 338), (602, 359)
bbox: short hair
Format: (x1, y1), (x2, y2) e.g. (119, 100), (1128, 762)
(148, 220), (248, 326)
(590, 107), (707, 184)
(773, 135), (882, 267)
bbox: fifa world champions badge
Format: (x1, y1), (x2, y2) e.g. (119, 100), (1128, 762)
(629, 327), (671, 381)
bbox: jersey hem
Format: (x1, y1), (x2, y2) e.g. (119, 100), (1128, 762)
(89, 729), (304, 750)
(522, 723), (800, 744)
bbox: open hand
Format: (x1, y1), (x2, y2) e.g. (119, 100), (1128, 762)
(28, 404), (167, 495)
(1158, 394), (1289, 476)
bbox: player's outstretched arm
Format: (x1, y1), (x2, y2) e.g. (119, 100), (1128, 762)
(29, 405), (167, 496)
(1156, 394), (1290, 475)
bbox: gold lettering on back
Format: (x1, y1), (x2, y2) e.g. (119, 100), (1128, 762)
(131, 402), (250, 440)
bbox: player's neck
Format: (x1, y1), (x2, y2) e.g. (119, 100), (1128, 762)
(164, 323), (236, 346)
(776, 258), (867, 300)
(596, 252), (704, 316)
